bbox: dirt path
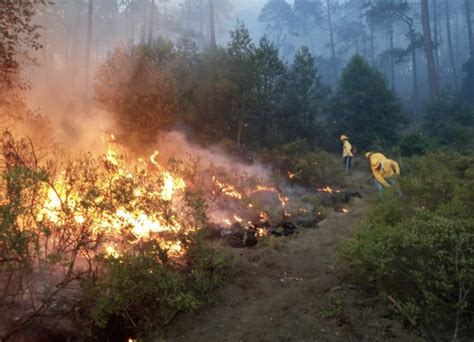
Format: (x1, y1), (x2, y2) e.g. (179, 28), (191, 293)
(164, 175), (422, 341)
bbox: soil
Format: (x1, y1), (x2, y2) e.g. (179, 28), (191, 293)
(163, 170), (424, 342)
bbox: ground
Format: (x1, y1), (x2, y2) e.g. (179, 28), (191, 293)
(164, 170), (423, 342)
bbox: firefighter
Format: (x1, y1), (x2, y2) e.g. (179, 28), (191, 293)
(365, 151), (402, 195)
(340, 134), (353, 173)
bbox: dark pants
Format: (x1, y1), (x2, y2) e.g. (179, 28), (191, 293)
(343, 156), (352, 172)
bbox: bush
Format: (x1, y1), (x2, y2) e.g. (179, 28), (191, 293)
(339, 151), (474, 338)
(423, 92), (474, 152)
(398, 132), (432, 157)
(260, 139), (348, 188)
(82, 241), (233, 340)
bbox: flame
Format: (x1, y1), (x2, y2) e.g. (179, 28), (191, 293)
(37, 141), (190, 258)
(150, 150), (159, 165)
(259, 212), (269, 222)
(317, 186), (334, 193)
(287, 171), (295, 179)
(278, 194), (289, 207)
(341, 208), (349, 213)
(213, 178), (243, 199)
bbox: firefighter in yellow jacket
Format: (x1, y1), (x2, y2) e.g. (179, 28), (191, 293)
(340, 135), (353, 173)
(365, 152), (402, 195)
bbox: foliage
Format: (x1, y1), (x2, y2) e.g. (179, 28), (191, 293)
(397, 131), (432, 157)
(95, 40), (179, 151)
(260, 139), (347, 188)
(258, 0), (296, 47)
(330, 55), (406, 150)
(461, 56), (474, 106)
(423, 92), (474, 152)
(94, 24), (331, 152)
(0, 131), (232, 340)
(283, 46), (330, 144)
(82, 241), (233, 339)
(0, 0), (44, 92)
(340, 152), (474, 338)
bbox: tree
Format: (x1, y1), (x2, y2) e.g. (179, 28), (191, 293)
(461, 57), (474, 106)
(444, 0), (458, 90)
(283, 46), (329, 143)
(364, 0), (404, 89)
(330, 55), (405, 149)
(424, 91), (474, 150)
(0, 1), (45, 95)
(258, 0), (296, 49)
(94, 42), (179, 150)
(251, 36), (286, 146)
(466, 0), (474, 57)
(208, 0), (216, 48)
(227, 22), (256, 147)
(85, 0), (94, 90)
(421, 0), (439, 99)
(293, 0), (338, 84)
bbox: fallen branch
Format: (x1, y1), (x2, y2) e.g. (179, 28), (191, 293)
(387, 295), (416, 327)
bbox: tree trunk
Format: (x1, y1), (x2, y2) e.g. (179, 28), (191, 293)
(444, 0), (458, 90)
(466, 0), (474, 57)
(130, 0), (135, 44)
(421, 0), (439, 99)
(326, 0), (337, 82)
(389, 23), (395, 89)
(85, 0), (93, 91)
(370, 23), (375, 64)
(208, 0), (216, 48)
(42, 7), (49, 82)
(411, 41), (418, 106)
(432, 0), (440, 79)
(185, 0), (191, 31)
(147, 0), (155, 42)
(72, 1), (81, 63)
(140, 2), (147, 43)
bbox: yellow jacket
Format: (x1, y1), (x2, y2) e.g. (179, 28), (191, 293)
(368, 153), (400, 188)
(342, 140), (353, 157)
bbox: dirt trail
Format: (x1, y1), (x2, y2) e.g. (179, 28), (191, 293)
(164, 172), (422, 342)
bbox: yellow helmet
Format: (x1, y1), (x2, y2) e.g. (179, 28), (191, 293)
(340, 134), (349, 141)
(365, 151), (373, 159)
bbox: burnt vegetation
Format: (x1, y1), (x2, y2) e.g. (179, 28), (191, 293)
(0, 0), (474, 340)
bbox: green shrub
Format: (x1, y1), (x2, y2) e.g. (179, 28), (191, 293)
(260, 140), (348, 188)
(340, 151), (474, 338)
(82, 241), (233, 339)
(398, 132), (432, 157)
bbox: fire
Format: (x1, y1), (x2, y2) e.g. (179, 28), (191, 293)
(317, 186), (334, 193)
(36, 140), (190, 258)
(341, 208), (349, 213)
(287, 171), (295, 179)
(259, 212), (269, 222)
(257, 228), (267, 238)
(213, 177), (243, 199)
(150, 150), (159, 165)
(278, 194), (289, 207)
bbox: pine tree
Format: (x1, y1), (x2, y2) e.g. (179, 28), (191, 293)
(330, 55), (405, 149)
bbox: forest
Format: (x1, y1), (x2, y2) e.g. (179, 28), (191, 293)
(0, 0), (473, 341)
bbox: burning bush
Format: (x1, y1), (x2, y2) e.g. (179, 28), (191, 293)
(0, 130), (231, 340)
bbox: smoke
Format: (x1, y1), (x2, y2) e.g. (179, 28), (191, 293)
(156, 130), (271, 180)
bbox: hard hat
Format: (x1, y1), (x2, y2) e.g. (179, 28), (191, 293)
(365, 152), (373, 159)
(340, 134), (349, 141)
